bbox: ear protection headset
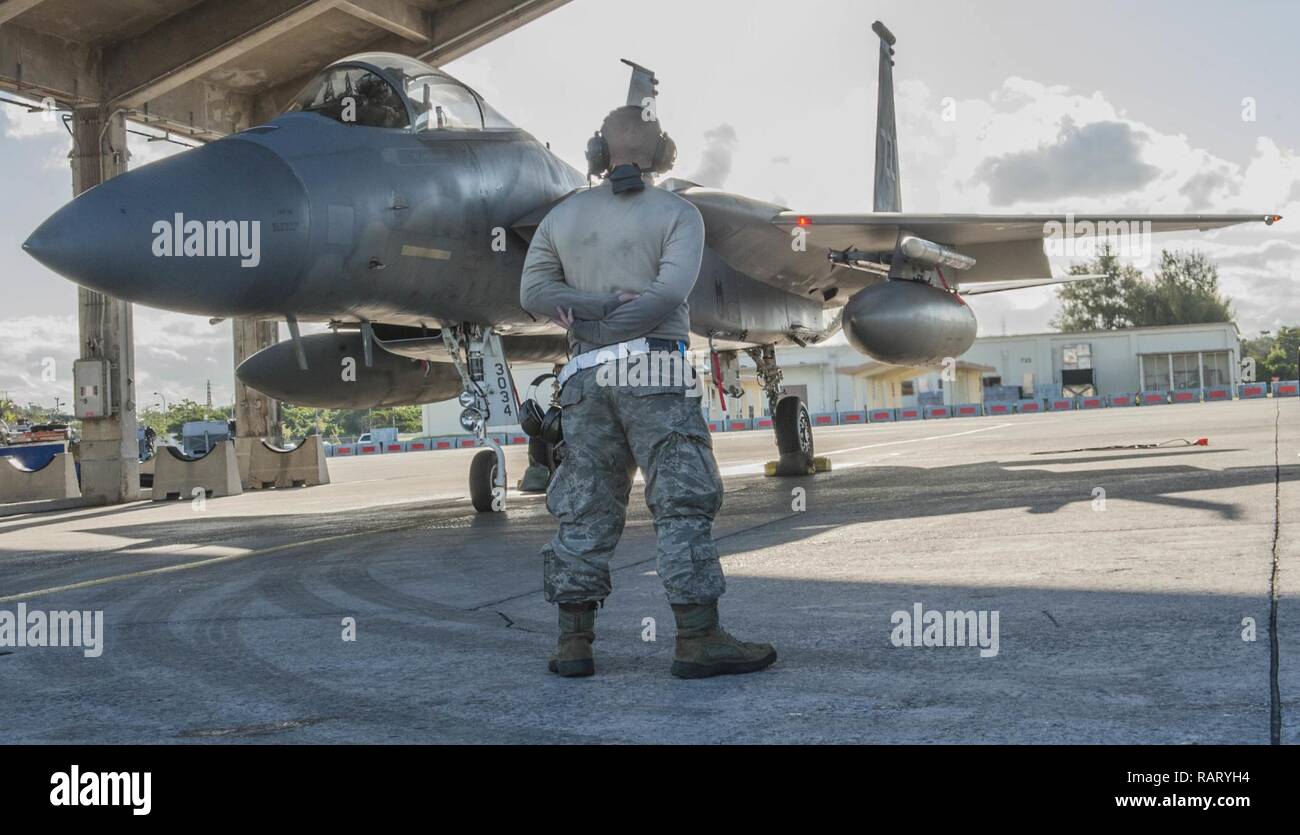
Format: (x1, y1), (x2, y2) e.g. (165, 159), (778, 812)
(520, 373), (563, 446)
(585, 105), (678, 179)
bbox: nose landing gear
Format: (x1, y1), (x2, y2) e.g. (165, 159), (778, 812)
(442, 324), (514, 512)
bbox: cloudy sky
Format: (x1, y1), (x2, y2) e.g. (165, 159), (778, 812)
(2, 0), (1297, 410)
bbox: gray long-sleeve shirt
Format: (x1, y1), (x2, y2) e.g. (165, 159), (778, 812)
(519, 179), (706, 356)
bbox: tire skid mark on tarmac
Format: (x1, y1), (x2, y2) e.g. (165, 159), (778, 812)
(93, 555), (568, 742)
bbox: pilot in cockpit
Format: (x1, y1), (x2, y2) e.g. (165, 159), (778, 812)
(353, 74), (407, 129)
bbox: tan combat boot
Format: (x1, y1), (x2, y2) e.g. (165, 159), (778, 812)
(670, 603), (777, 679)
(547, 602), (597, 677)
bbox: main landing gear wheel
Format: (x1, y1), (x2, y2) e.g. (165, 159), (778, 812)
(470, 449), (501, 512)
(772, 395), (815, 476)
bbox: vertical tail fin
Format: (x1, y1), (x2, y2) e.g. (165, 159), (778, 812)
(872, 20), (901, 212)
(620, 58), (659, 109)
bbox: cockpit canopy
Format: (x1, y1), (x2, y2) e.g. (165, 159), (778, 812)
(287, 52), (514, 131)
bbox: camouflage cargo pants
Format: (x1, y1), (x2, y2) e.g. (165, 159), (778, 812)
(541, 364), (726, 605)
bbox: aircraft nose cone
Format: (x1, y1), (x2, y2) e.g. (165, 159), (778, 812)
(23, 138), (310, 315)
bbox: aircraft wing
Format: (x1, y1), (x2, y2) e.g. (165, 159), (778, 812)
(771, 212), (1278, 248)
(673, 182), (1280, 300)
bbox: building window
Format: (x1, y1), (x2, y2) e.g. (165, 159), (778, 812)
(1141, 350), (1232, 391)
(900, 381), (915, 396)
(1141, 354), (1171, 391)
(1202, 351), (1231, 387)
(1171, 353), (1200, 390)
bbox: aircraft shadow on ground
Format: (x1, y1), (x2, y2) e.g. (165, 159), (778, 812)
(0, 449), (1291, 553)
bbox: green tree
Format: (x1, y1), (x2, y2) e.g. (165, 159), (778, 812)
(1053, 247), (1234, 332)
(278, 404), (424, 439)
(1052, 245), (1142, 331)
(138, 407), (171, 438)
(1259, 326), (1300, 381)
(162, 399), (231, 436)
(1127, 250), (1234, 327)
(281, 405), (345, 439)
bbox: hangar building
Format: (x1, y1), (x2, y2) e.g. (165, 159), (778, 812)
(422, 322), (1244, 434)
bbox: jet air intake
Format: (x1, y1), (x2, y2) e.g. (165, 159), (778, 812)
(841, 280), (977, 367)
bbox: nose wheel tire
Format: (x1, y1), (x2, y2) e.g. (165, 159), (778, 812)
(772, 395), (815, 476)
(470, 449), (501, 512)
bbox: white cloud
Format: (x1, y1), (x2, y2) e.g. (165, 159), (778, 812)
(0, 311), (233, 409)
(879, 76), (1300, 333)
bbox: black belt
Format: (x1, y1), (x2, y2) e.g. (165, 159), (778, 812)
(644, 338), (687, 353)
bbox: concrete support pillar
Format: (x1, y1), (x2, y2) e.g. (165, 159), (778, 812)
(72, 105), (140, 505)
(232, 318), (280, 440)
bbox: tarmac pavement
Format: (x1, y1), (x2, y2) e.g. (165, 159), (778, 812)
(0, 397), (1295, 743)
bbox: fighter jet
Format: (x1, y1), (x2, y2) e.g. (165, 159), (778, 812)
(23, 23), (1280, 511)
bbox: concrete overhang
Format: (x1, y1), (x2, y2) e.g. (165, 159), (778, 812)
(0, 0), (569, 140)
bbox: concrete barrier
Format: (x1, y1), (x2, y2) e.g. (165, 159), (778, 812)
(953, 403), (982, 417)
(985, 401), (1014, 416)
(403, 439), (431, 452)
(726, 418), (753, 431)
(897, 406), (922, 421)
(239, 436), (330, 490)
(1139, 390), (1169, 406)
(1048, 397), (1074, 412)
(152, 440), (242, 501)
(0, 452), (80, 502)
(1170, 388), (1202, 404)
(1273, 380), (1299, 397)
(1204, 386), (1232, 402)
(356, 442), (382, 455)
(1015, 399), (1042, 414)
(1107, 393), (1135, 407)
(754, 416), (773, 430)
(1238, 383), (1268, 399)
(923, 404), (950, 419)
(837, 410), (867, 425)
(811, 412), (838, 427)
(867, 408), (895, 422)
(1079, 395), (1105, 410)
(706, 418), (725, 432)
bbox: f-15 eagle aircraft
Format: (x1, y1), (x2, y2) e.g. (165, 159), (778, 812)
(23, 20), (1280, 511)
